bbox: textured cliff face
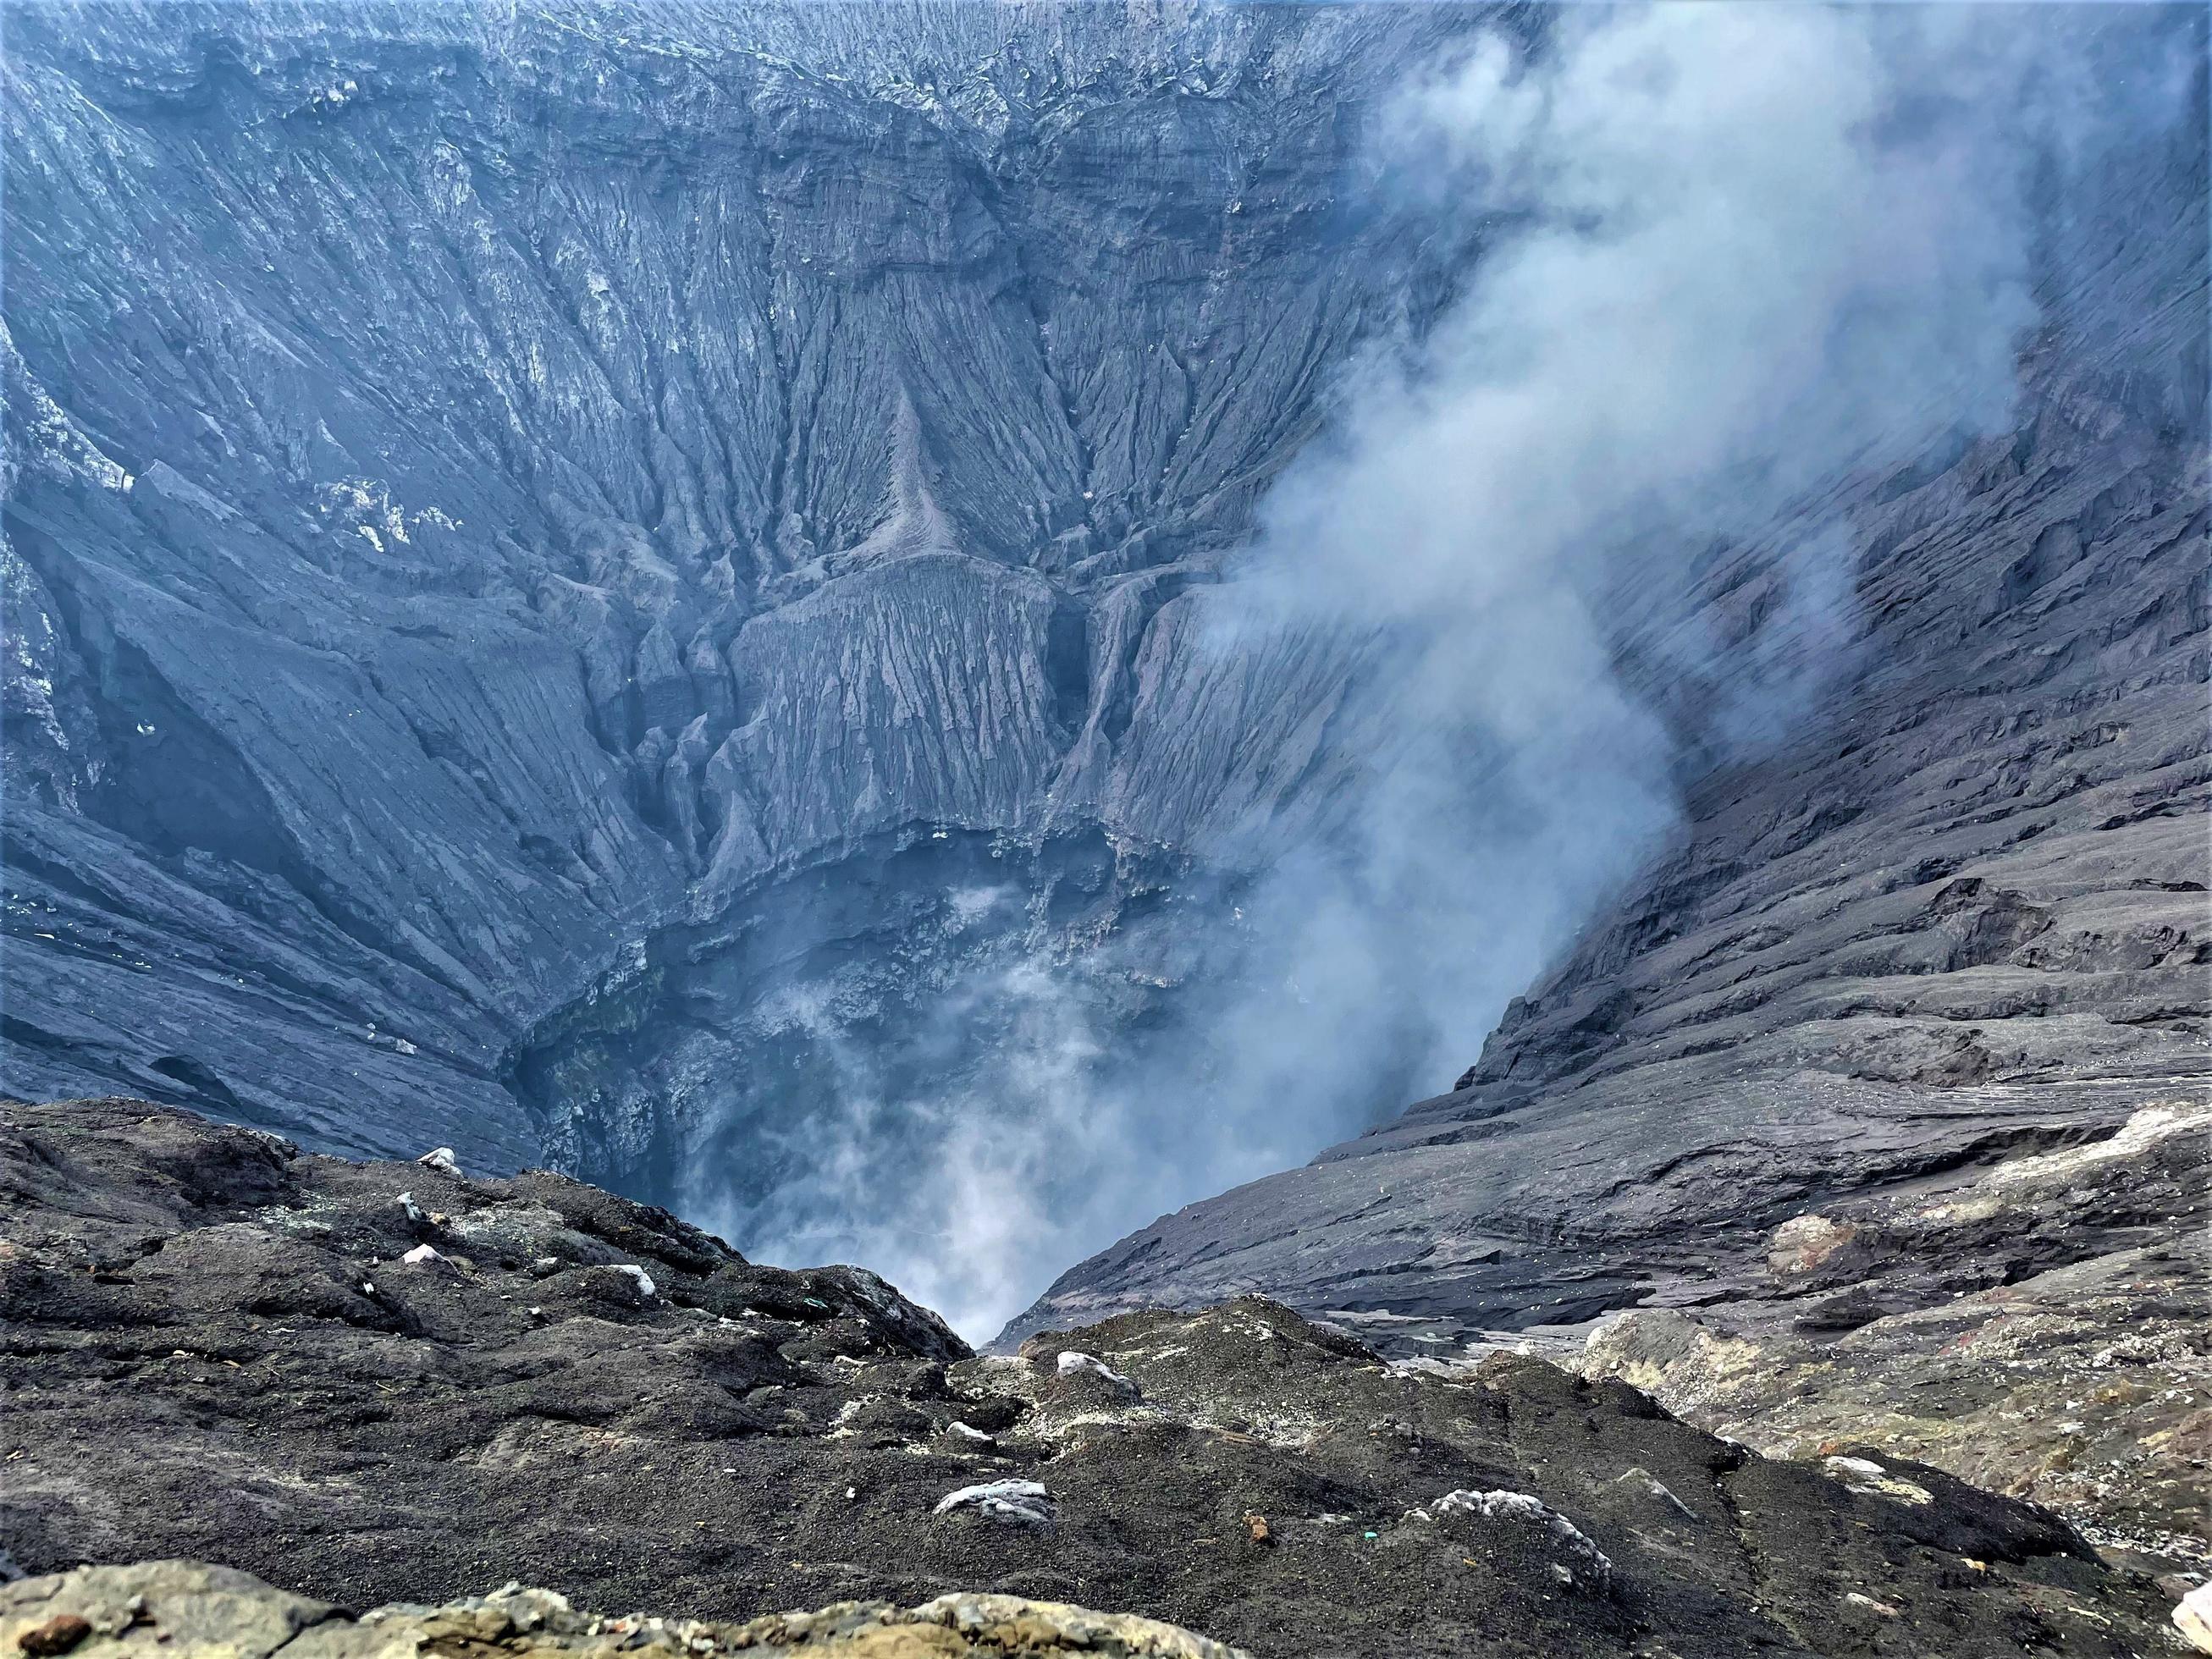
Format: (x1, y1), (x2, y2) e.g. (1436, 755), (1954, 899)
(6, 0), (2204, 1357)
(1010, 9), (2211, 1348)
(0, 1), (1499, 1321)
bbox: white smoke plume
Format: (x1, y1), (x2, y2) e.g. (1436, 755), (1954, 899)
(731, 3), (2075, 1338)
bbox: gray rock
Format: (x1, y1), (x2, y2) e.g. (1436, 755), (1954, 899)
(930, 1479), (1055, 1526)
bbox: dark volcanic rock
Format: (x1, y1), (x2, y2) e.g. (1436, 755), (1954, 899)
(0, 1101), (2182, 1657)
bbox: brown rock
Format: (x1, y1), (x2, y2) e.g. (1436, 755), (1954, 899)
(17, 1616), (90, 1657)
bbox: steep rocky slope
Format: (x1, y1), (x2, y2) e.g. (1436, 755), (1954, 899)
(0, 0), (1495, 1209)
(0, 1101), (2188, 1657)
(1010, 14), (2211, 1349)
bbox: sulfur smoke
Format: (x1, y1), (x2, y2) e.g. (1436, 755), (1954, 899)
(721, 3), (2077, 1338)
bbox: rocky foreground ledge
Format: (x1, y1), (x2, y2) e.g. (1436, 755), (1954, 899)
(0, 1562), (1242, 1659)
(0, 1100), (2194, 1656)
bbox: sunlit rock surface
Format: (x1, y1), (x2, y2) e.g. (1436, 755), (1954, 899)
(1572, 1100), (2211, 1569)
(0, 1563), (1249, 1659)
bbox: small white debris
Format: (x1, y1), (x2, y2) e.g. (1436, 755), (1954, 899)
(844, 1485), (858, 1501)
(614, 1264), (657, 1298)
(2174, 1581), (2212, 1653)
(417, 1146), (461, 1176)
(932, 1480), (1054, 1525)
(359, 1281), (376, 1296)
(946, 1421), (996, 1446)
(1435, 1490), (1613, 1589)
(400, 1243), (444, 1265)
(1845, 1592), (1901, 1618)
(396, 1191), (424, 1224)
